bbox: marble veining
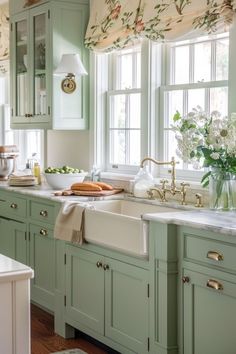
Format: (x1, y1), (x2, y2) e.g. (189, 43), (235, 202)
(1, 182), (236, 237)
(143, 209), (236, 236)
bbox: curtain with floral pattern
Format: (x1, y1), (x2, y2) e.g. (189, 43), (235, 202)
(85, 0), (236, 52)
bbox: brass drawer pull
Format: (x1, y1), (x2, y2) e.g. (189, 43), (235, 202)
(96, 261), (103, 268)
(207, 279), (223, 291)
(39, 228), (48, 236)
(40, 210), (48, 217)
(182, 276), (190, 284)
(103, 264), (109, 271)
(207, 251), (224, 261)
(10, 203), (18, 209)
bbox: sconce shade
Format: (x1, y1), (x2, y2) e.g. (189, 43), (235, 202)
(54, 53), (88, 76)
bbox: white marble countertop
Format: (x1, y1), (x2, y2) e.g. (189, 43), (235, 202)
(0, 254), (33, 282)
(1, 181), (236, 237)
(143, 209), (236, 236)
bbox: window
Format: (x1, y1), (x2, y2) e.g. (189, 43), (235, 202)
(106, 45), (145, 173)
(2, 104), (44, 169)
(0, 73), (44, 170)
(160, 34), (229, 175)
(94, 33), (231, 181)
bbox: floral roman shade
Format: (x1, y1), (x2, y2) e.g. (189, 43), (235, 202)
(85, 0), (236, 52)
(0, 3), (9, 61)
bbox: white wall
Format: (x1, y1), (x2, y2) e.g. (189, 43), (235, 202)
(47, 130), (91, 171)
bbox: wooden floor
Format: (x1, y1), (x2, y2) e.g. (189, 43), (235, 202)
(31, 304), (118, 354)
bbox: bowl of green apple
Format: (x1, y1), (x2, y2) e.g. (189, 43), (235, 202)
(44, 166), (87, 190)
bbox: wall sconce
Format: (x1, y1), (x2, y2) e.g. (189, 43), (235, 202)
(54, 53), (88, 94)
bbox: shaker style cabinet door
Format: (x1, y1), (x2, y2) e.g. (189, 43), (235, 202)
(29, 223), (55, 312)
(104, 258), (150, 354)
(183, 269), (236, 354)
(65, 245), (105, 335)
(0, 217), (27, 265)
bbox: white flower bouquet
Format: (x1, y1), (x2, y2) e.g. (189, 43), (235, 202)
(172, 107), (236, 209)
(172, 106), (236, 185)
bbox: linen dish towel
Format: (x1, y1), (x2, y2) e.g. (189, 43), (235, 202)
(54, 202), (94, 244)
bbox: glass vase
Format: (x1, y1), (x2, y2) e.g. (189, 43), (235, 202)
(209, 169), (235, 210)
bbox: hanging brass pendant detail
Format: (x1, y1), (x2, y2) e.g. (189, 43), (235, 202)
(61, 74), (76, 94)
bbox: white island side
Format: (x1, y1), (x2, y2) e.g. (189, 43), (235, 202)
(0, 254), (34, 354)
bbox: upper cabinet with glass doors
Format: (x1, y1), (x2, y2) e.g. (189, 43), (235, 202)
(10, 0), (89, 130)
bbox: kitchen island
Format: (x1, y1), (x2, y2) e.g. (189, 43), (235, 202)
(0, 253), (33, 354)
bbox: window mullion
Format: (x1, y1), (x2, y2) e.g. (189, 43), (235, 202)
(211, 40), (216, 81)
(189, 44), (194, 83)
(126, 94), (130, 165)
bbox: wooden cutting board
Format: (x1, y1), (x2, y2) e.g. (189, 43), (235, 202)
(54, 188), (123, 197)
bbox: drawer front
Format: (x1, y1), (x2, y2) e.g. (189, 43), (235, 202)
(0, 193), (27, 218)
(30, 200), (55, 224)
(184, 233), (236, 273)
(30, 223), (54, 239)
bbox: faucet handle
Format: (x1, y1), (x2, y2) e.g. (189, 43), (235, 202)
(195, 193), (203, 207)
(160, 179), (168, 189)
(147, 189), (154, 199)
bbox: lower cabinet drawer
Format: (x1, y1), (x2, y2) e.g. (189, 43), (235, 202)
(29, 200), (55, 225)
(0, 192), (27, 219)
(183, 233), (236, 273)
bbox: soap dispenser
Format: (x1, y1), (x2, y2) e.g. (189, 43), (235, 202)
(133, 165), (154, 198)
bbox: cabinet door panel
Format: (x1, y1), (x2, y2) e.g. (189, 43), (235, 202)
(105, 259), (149, 354)
(183, 269), (236, 354)
(0, 218), (27, 264)
(66, 245), (104, 335)
(29, 224), (55, 311)
(0, 218), (15, 259)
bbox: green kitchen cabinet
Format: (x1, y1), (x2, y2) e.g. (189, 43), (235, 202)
(10, 0), (89, 130)
(179, 226), (236, 354)
(182, 268), (236, 354)
(0, 217), (27, 264)
(65, 244), (150, 354)
(29, 223), (55, 312)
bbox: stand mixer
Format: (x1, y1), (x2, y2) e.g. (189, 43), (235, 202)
(0, 145), (19, 180)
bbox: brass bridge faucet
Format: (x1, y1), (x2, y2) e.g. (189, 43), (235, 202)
(141, 156), (190, 205)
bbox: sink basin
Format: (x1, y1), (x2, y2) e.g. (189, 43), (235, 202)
(84, 200), (178, 257)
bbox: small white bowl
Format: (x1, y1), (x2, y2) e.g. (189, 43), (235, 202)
(44, 172), (87, 190)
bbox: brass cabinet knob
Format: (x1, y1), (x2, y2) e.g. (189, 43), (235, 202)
(10, 203), (18, 209)
(207, 279), (223, 291)
(207, 251), (224, 262)
(96, 261), (103, 268)
(103, 264), (110, 271)
(40, 210), (48, 217)
(182, 276), (190, 284)
(39, 228), (48, 236)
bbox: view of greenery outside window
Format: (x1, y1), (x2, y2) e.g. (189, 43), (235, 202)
(107, 45), (142, 172)
(160, 33), (229, 178)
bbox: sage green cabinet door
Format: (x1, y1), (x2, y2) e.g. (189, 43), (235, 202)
(105, 259), (149, 354)
(65, 245), (104, 335)
(0, 217), (27, 264)
(183, 269), (236, 354)
(29, 224), (55, 311)
(11, 5), (50, 128)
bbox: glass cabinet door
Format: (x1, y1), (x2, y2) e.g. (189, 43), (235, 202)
(33, 13), (47, 117)
(15, 19), (29, 118)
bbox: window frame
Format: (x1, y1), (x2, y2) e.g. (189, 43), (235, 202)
(157, 34), (229, 180)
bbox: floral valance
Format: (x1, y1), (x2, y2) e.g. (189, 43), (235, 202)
(85, 0), (236, 52)
(0, 3), (9, 61)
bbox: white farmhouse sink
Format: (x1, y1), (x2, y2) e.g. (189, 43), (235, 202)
(84, 200), (178, 257)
